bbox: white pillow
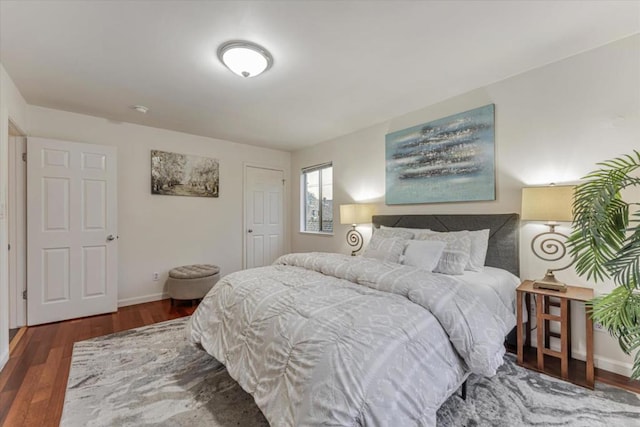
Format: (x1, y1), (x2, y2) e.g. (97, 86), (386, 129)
(378, 225), (431, 239)
(417, 230), (471, 275)
(362, 236), (406, 263)
(467, 229), (490, 272)
(375, 226), (415, 240)
(402, 240), (447, 272)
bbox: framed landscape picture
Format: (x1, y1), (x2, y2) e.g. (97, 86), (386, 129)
(151, 150), (219, 197)
(385, 104), (495, 205)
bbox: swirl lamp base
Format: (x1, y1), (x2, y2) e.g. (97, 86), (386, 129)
(533, 269), (568, 292)
(531, 225), (574, 292)
(346, 226), (363, 256)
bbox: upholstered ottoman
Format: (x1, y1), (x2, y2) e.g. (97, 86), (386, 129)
(166, 264), (220, 305)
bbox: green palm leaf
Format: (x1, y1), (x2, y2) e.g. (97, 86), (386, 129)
(567, 150), (640, 379)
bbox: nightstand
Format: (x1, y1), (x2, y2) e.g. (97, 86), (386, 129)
(516, 280), (594, 389)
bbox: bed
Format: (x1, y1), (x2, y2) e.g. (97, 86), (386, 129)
(188, 213), (520, 426)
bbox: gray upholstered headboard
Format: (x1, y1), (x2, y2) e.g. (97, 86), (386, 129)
(372, 214), (520, 276)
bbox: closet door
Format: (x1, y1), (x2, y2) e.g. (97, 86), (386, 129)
(244, 166), (284, 269)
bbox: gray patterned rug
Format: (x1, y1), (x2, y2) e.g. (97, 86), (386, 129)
(62, 317), (640, 426)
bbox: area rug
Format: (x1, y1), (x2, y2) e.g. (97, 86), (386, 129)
(62, 317), (640, 426)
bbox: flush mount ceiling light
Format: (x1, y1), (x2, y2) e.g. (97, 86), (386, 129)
(217, 40), (273, 78)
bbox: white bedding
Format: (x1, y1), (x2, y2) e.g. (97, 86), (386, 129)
(445, 266), (521, 322)
(189, 253), (518, 426)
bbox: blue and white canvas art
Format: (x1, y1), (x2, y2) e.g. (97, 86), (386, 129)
(385, 104), (495, 205)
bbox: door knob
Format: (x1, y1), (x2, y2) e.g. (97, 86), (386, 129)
(107, 234), (116, 241)
(248, 229), (253, 233)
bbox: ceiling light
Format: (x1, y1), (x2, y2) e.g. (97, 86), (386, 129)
(217, 41), (273, 78)
(131, 105), (149, 114)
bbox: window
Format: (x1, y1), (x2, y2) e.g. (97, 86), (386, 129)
(301, 163), (333, 233)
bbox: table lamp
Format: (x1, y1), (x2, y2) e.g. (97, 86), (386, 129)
(521, 185), (575, 292)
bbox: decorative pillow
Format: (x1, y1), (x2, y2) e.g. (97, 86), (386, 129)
(374, 227), (415, 240)
(362, 236), (407, 263)
(379, 225), (433, 239)
(467, 229), (490, 272)
(417, 231), (471, 275)
(401, 240), (447, 272)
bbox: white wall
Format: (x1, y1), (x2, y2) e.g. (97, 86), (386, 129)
(290, 35), (640, 376)
(28, 106), (291, 306)
(0, 64), (29, 371)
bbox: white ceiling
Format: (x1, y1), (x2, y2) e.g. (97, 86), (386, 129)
(1, 1), (638, 151)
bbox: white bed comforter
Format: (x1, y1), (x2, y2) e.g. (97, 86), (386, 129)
(188, 253), (516, 426)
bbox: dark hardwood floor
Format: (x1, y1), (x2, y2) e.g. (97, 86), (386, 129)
(1, 300), (638, 427)
(506, 345), (640, 394)
(0, 299), (196, 427)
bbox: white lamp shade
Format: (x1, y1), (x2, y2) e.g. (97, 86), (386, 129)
(340, 204), (374, 225)
(521, 185), (575, 222)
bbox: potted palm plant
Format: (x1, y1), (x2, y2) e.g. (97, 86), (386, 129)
(567, 150), (640, 379)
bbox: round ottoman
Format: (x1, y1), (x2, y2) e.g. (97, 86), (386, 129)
(166, 264), (220, 305)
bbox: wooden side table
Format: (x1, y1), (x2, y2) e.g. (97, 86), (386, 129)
(516, 280), (594, 389)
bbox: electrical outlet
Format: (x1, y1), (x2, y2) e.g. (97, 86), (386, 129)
(594, 321), (606, 333)
(153, 272), (159, 281)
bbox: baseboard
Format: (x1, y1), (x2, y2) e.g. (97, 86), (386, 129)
(572, 350), (633, 378)
(117, 292), (168, 308)
(0, 349), (8, 373)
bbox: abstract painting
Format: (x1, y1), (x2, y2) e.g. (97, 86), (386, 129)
(151, 150), (219, 197)
(385, 104), (495, 204)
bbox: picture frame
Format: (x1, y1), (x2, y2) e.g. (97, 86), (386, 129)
(151, 150), (219, 198)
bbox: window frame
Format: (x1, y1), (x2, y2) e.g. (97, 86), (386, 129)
(300, 162), (333, 235)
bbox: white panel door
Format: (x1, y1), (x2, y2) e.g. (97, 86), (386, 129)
(245, 166), (284, 269)
(27, 137), (117, 325)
